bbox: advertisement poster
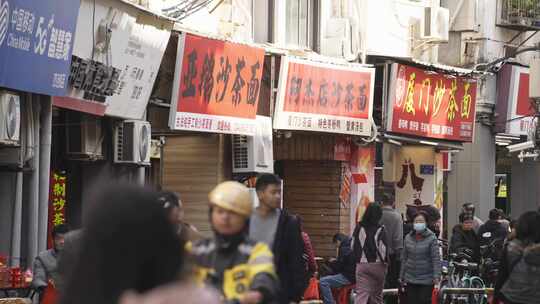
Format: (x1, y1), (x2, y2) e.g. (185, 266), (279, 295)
(0, 0), (80, 95)
(394, 146), (439, 214)
(169, 33), (265, 136)
(47, 171), (67, 249)
(274, 56), (375, 136)
(387, 63), (477, 142)
(53, 0), (172, 118)
(349, 145), (375, 231)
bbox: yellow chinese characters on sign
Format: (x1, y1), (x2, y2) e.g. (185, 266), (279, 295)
(392, 64), (477, 142)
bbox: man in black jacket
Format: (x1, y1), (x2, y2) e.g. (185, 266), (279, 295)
(478, 209), (509, 245)
(319, 233), (355, 304)
(450, 213), (481, 262)
(249, 174), (306, 303)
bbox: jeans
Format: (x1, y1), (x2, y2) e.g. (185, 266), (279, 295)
(384, 254), (400, 304)
(319, 273), (352, 304)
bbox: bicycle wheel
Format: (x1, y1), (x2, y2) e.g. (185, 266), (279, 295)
(469, 277), (486, 304)
(438, 279), (453, 304)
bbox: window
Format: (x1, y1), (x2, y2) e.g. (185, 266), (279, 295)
(285, 0), (319, 49)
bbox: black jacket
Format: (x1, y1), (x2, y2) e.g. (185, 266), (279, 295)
(477, 220), (508, 246)
(450, 225), (480, 262)
(272, 210), (306, 303)
(329, 237), (356, 283)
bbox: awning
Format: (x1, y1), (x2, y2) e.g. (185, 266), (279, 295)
(383, 133), (464, 151)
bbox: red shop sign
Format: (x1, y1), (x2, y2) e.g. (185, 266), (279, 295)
(47, 171), (67, 249)
(274, 57), (375, 136)
(387, 63), (477, 142)
(169, 33), (265, 136)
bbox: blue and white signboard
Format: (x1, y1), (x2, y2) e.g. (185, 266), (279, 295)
(0, 0), (80, 96)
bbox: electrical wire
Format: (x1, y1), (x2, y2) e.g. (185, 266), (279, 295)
(162, 0), (216, 21)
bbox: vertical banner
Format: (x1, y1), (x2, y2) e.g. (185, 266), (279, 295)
(47, 171), (66, 249)
(349, 145), (375, 232)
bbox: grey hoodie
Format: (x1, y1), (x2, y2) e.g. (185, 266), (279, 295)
(501, 241), (540, 304)
(400, 228), (441, 285)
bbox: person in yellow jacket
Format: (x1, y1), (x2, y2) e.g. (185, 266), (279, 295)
(187, 181), (279, 304)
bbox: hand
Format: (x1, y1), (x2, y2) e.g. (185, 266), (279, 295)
(239, 291), (263, 304)
(433, 278), (440, 287)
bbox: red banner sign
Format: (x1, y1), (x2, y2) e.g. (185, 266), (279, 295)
(274, 57), (375, 136)
(169, 33), (265, 135)
(47, 172), (67, 249)
(387, 64), (477, 142)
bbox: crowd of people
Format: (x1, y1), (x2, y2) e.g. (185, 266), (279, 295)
(27, 174), (540, 304)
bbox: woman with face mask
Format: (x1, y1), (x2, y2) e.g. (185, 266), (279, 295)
(399, 212), (441, 304)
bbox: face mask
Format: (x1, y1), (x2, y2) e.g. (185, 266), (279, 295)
(414, 223), (426, 232)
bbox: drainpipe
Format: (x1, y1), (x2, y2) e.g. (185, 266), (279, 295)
(38, 96), (52, 252)
(27, 94), (40, 267)
(10, 171), (23, 267)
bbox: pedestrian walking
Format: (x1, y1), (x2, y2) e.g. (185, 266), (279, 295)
(400, 212), (441, 304)
(352, 202), (388, 304)
(478, 209), (508, 247)
(189, 181), (279, 304)
(461, 203), (484, 233)
(379, 194), (403, 304)
(249, 173), (306, 303)
(319, 234), (355, 304)
(157, 191), (203, 242)
(32, 224), (69, 302)
(59, 185), (184, 304)
(494, 211), (540, 304)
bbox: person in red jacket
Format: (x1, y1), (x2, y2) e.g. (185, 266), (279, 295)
(298, 217), (318, 277)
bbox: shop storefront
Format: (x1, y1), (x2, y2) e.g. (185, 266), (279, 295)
(495, 63), (540, 216)
(48, 0), (172, 229)
(0, 0), (80, 267)
(163, 33), (266, 236)
(383, 62), (478, 237)
(273, 56), (376, 257)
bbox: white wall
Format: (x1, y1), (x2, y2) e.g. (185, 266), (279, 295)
(441, 0), (540, 67)
(360, 0), (439, 62)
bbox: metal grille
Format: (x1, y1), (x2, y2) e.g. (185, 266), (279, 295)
(233, 135), (249, 169)
(500, 0), (540, 28)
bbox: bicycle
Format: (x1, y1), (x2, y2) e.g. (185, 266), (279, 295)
(439, 252), (487, 304)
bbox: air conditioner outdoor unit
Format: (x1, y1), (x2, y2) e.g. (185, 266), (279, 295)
(421, 7), (450, 42)
(114, 120), (151, 166)
(232, 116), (273, 174)
(66, 112), (104, 160)
(0, 91), (21, 146)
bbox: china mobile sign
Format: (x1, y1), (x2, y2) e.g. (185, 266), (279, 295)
(169, 33), (265, 136)
(274, 57), (375, 136)
(387, 63), (477, 142)
(0, 0), (80, 95)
